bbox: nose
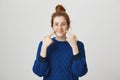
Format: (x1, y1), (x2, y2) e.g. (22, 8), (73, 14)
(58, 25), (62, 29)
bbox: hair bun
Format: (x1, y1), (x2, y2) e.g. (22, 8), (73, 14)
(55, 4), (66, 12)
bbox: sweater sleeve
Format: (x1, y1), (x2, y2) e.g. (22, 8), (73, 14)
(72, 41), (88, 77)
(32, 41), (49, 77)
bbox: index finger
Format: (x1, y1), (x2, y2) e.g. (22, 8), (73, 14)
(49, 32), (55, 38)
(66, 31), (73, 35)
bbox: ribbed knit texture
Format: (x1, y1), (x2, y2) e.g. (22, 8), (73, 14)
(33, 37), (88, 80)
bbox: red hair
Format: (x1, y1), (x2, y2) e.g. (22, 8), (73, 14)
(51, 4), (70, 29)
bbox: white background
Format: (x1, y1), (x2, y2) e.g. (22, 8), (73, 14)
(0, 0), (120, 80)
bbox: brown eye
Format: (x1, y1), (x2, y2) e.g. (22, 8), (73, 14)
(62, 22), (67, 26)
(54, 22), (58, 26)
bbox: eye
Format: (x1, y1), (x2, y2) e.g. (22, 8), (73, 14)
(54, 22), (58, 26)
(62, 22), (67, 26)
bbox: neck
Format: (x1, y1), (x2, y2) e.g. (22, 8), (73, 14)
(55, 36), (66, 41)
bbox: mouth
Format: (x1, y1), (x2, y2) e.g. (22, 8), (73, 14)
(56, 30), (64, 33)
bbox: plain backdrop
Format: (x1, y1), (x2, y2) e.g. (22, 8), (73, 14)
(0, 0), (120, 80)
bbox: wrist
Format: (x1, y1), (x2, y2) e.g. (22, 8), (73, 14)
(40, 46), (47, 58)
(40, 51), (47, 58)
(71, 45), (79, 55)
(73, 50), (79, 55)
(73, 53), (79, 55)
(42, 45), (48, 49)
(71, 43), (78, 49)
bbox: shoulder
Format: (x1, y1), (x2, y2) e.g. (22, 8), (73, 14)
(38, 41), (43, 45)
(51, 37), (55, 41)
(77, 40), (85, 47)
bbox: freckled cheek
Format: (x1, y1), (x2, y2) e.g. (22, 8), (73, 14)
(52, 27), (57, 32)
(52, 28), (58, 34)
(63, 27), (68, 31)
(52, 26), (68, 32)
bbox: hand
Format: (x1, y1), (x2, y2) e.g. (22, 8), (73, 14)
(40, 32), (54, 58)
(66, 31), (79, 55)
(66, 31), (77, 47)
(42, 32), (55, 48)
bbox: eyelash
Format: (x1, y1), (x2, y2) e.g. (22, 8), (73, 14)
(55, 23), (66, 26)
(62, 23), (66, 26)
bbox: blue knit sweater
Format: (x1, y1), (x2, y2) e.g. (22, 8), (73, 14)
(33, 37), (88, 80)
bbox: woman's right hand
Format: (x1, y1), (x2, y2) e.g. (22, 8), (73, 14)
(40, 32), (55, 57)
(42, 32), (55, 48)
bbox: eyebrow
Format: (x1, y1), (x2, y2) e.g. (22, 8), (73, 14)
(54, 21), (67, 23)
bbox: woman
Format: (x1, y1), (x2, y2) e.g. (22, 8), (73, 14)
(32, 4), (88, 80)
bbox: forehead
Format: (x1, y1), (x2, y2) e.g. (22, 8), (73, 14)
(53, 16), (67, 23)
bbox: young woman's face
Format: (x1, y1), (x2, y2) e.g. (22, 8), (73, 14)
(52, 16), (69, 38)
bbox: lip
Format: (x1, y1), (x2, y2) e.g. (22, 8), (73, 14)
(57, 31), (64, 33)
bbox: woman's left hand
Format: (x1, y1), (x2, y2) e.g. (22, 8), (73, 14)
(66, 31), (79, 55)
(66, 31), (77, 47)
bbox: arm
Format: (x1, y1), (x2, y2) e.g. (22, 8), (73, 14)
(32, 32), (54, 77)
(66, 31), (88, 77)
(72, 41), (88, 77)
(32, 42), (49, 77)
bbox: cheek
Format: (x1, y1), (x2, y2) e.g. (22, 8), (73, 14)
(64, 26), (69, 30)
(52, 27), (56, 32)
(52, 26), (68, 31)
